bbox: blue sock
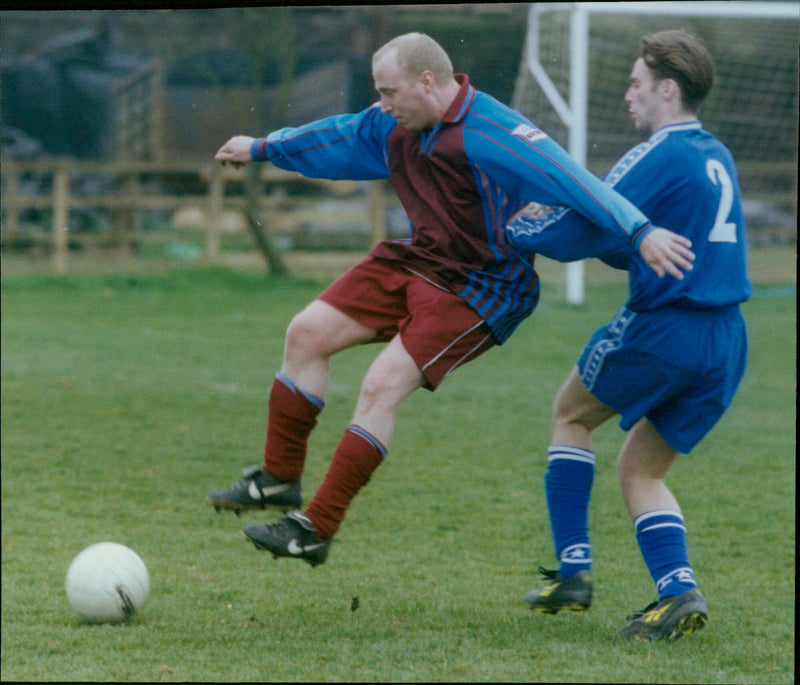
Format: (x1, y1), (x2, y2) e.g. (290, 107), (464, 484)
(634, 510), (698, 599)
(545, 446), (595, 578)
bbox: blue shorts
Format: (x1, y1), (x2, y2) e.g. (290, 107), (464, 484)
(578, 305), (747, 453)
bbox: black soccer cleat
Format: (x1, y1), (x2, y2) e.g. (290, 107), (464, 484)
(525, 567), (593, 614)
(204, 465), (302, 516)
(615, 589), (708, 642)
(242, 511), (331, 567)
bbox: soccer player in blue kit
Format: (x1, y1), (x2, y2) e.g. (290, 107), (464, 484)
(506, 30), (751, 641)
(206, 32), (694, 570)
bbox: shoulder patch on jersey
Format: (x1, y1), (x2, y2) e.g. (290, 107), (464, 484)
(512, 124), (548, 143)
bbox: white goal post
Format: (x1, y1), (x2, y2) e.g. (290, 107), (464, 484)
(513, 1), (800, 304)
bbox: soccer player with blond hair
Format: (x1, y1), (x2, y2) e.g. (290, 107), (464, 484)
(207, 32), (694, 570)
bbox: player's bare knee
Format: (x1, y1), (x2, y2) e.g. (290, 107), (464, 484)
(353, 377), (392, 421)
(551, 398), (590, 434)
(359, 369), (394, 404)
(285, 311), (330, 358)
(551, 397), (572, 429)
(358, 360), (417, 413)
(552, 382), (583, 424)
(616, 458), (633, 491)
(616, 456), (655, 493)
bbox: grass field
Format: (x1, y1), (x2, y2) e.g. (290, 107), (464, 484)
(1, 247), (795, 682)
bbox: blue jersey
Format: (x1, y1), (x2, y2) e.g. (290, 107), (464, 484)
(506, 121), (752, 311)
(250, 74), (657, 342)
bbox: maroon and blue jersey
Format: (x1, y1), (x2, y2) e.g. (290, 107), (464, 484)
(251, 74), (654, 343)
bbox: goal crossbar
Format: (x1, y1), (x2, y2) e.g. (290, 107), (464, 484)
(555, 2), (800, 19)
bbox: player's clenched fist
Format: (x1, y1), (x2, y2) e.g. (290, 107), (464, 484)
(215, 135), (255, 167)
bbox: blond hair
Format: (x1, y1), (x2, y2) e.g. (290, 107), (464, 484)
(372, 32), (454, 84)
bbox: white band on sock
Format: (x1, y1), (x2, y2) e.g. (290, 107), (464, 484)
(547, 445), (595, 466)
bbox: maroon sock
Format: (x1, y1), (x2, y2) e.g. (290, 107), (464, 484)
(304, 426), (386, 539)
(262, 376), (322, 482)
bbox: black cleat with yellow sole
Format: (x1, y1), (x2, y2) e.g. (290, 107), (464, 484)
(615, 589), (708, 642)
(525, 567), (593, 614)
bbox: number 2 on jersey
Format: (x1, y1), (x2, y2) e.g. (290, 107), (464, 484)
(706, 159), (737, 243)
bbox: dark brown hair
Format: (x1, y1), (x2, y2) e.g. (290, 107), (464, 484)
(641, 30), (715, 112)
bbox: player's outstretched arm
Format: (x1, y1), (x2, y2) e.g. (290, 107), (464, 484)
(214, 135), (256, 167)
(639, 227), (694, 279)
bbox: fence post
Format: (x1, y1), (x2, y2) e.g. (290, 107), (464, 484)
(3, 164), (20, 237)
(206, 162), (222, 262)
(52, 166), (69, 274)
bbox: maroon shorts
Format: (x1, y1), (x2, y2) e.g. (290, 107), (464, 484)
(318, 256), (495, 390)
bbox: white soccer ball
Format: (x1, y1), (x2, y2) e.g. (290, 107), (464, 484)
(65, 542), (150, 623)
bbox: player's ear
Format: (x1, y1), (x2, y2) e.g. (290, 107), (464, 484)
(660, 78), (680, 102)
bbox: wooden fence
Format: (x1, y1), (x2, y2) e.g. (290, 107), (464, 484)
(2, 157), (795, 275)
(1, 159), (390, 274)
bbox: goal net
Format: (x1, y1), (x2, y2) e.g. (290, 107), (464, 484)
(512, 1), (799, 303)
